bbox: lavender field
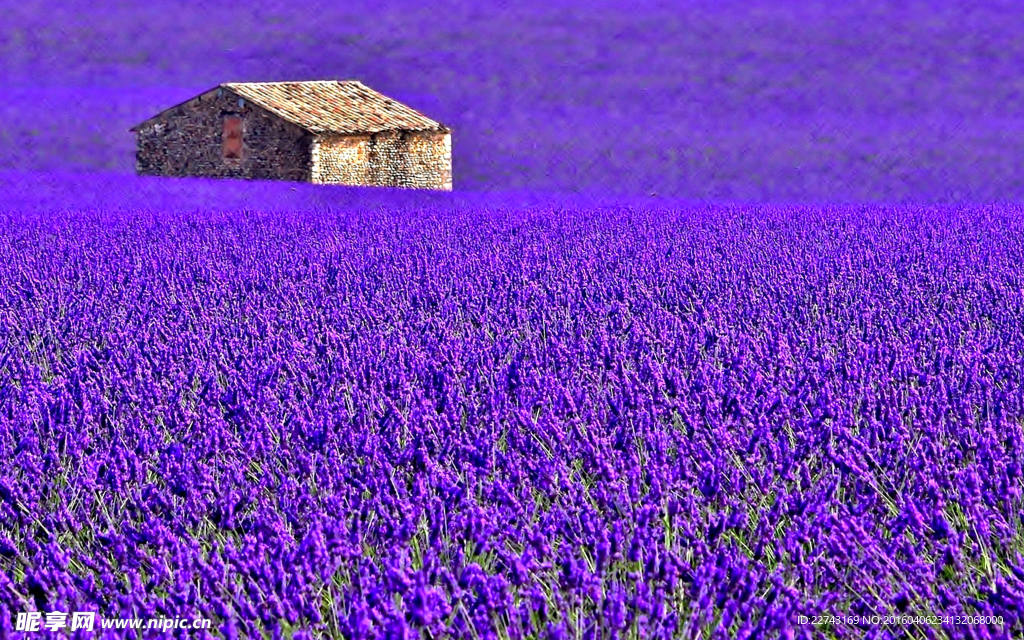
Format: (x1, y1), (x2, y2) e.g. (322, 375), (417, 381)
(2, 1), (1024, 639)
(2, 190), (1024, 639)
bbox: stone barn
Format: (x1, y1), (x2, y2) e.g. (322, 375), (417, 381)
(129, 80), (452, 190)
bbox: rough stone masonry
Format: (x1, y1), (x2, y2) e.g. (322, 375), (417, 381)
(311, 130), (452, 190)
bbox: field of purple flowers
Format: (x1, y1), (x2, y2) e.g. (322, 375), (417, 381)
(2, 0), (1024, 638)
(1, 183), (1023, 638)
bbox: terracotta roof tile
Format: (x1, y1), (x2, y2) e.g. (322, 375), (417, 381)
(222, 80), (447, 134)
(130, 80), (448, 135)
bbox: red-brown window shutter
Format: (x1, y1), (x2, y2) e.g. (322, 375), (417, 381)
(223, 116), (243, 159)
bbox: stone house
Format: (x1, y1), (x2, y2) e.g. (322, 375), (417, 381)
(129, 80), (452, 190)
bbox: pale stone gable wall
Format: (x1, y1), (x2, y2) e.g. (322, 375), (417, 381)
(310, 135), (371, 185)
(311, 131), (452, 190)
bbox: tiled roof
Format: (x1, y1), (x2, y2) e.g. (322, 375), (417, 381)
(129, 80), (448, 135)
(223, 81), (447, 134)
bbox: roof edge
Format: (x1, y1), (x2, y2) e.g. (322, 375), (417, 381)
(128, 84), (230, 133)
(311, 123), (452, 136)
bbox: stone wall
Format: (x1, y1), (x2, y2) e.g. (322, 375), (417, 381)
(312, 130), (452, 190)
(134, 88), (313, 182)
(310, 134), (371, 185)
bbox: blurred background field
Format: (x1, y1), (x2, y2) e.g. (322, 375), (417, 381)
(3, 0), (1024, 202)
